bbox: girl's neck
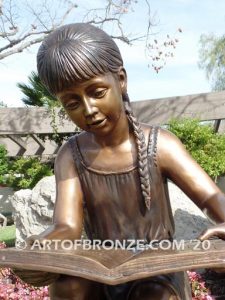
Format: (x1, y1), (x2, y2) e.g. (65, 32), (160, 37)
(93, 113), (132, 149)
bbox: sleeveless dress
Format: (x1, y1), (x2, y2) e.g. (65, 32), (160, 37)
(68, 126), (192, 300)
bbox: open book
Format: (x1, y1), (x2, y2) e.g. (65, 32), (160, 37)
(0, 239), (224, 285)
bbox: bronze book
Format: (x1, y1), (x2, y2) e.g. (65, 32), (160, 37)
(0, 239), (224, 285)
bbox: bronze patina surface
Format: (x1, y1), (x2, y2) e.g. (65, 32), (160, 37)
(13, 23), (225, 299)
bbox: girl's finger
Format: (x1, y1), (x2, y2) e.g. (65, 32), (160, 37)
(198, 228), (215, 241)
(199, 226), (225, 241)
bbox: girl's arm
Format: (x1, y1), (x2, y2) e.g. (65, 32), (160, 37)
(30, 141), (84, 242)
(14, 142), (84, 285)
(157, 128), (225, 226)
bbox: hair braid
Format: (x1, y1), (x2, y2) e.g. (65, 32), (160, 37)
(123, 93), (151, 210)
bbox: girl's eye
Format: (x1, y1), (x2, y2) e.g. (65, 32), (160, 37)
(93, 88), (107, 98)
(65, 101), (79, 110)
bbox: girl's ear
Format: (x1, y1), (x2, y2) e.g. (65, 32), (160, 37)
(117, 67), (127, 94)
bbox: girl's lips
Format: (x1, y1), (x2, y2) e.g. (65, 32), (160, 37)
(88, 118), (107, 128)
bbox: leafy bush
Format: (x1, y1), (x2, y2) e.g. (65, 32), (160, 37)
(0, 145), (53, 190)
(6, 157), (53, 190)
(0, 145), (11, 185)
(168, 118), (225, 179)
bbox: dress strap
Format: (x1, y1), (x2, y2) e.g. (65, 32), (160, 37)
(147, 126), (160, 167)
(68, 134), (83, 172)
(68, 135), (87, 209)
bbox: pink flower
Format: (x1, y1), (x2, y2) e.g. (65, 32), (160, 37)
(187, 270), (214, 300)
(0, 266), (50, 299)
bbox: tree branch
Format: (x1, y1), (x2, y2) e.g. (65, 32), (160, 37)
(0, 35), (44, 59)
(0, 0), (3, 15)
(0, 0), (154, 60)
(0, 27), (18, 38)
(0, 29), (51, 53)
(0, 0), (79, 60)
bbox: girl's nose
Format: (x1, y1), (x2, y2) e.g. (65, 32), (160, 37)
(83, 97), (98, 117)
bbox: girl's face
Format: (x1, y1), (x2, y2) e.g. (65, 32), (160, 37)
(57, 70), (127, 136)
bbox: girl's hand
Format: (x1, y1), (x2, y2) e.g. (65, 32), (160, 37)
(26, 235), (49, 248)
(26, 235), (42, 246)
(198, 222), (225, 241)
(198, 222), (225, 273)
(13, 235), (60, 286)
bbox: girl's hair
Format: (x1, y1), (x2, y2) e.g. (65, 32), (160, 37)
(37, 23), (151, 210)
(37, 23), (123, 95)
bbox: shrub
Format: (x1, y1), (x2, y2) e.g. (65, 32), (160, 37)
(6, 157), (53, 190)
(0, 145), (53, 190)
(0, 145), (11, 185)
(168, 118), (225, 179)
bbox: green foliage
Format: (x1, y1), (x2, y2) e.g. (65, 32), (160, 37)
(17, 71), (79, 145)
(0, 145), (11, 185)
(198, 33), (225, 91)
(168, 118), (225, 179)
(17, 71), (58, 107)
(0, 225), (16, 247)
(6, 157), (53, 190)
(0, 145), (53, 190)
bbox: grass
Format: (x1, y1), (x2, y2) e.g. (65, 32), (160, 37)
(0, 225), (16, 247)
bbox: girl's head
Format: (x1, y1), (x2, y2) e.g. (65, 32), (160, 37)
(37, 23), (151, 211)
(37, 23), (123, 96)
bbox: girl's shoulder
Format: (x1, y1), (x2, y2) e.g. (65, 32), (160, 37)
(55, 139), (75, 168)
(55, 131), (87, 167)
(75, 130), (91, 146)
(139, 124), (183, 167)
(139, 123), (161, 145)
(139, 123), (179, 146)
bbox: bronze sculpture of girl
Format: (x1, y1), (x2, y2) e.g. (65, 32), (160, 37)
(22, 23), (225, 299)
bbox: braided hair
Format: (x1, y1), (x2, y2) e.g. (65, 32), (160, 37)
(123, 93), (151, 210)
(37, 23), (151, 210)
